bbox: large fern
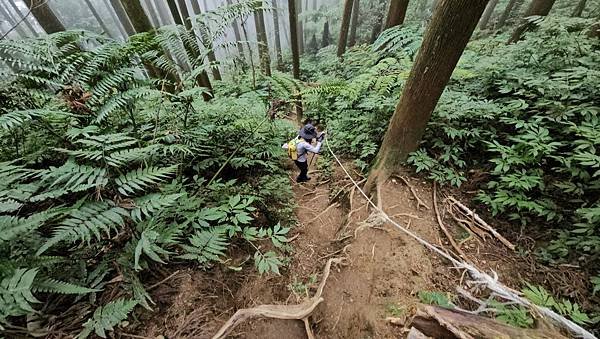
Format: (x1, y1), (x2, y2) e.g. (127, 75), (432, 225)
(78, 298), (137, 339)
(115, 165), (179, 196)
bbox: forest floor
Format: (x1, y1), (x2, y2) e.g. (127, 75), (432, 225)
(134, 159), (589, 339)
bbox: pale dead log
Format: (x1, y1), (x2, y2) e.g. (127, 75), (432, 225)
(212, 258), (345, 339)
(448, 196), (515, 250)
(433, 183), (467, 259)
(409, 304), (568, 339)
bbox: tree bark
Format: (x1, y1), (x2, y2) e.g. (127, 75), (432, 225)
(272, 0), (284, 70)
(337, 0), (354, 57)
(508, 0), (556, 43)
(366, 0), (488, 189)
(23, 0), (65, 34)
(348, 0), (360, 47)
(288, 0), (303, 123)
(0, 2), (28, 37)
(102, 0), (128, 38)
(572, 0), (588, 17)
(108, 0), (136, 36)
(384, 0), (409, 29)
(497, 0), (518, 28)
(370, 12), (384, 43)
(225, 0), (245, 59)
(322, 20), (331, 47)
(254, 4), (272, 76)
(166, 0), (184, 25)
(119, 0), (153, 33)
(297, 0), (304, 54)
(479, 0), (499, 30)
(7, 1), (37, 36)
(83, 0), (113, 36)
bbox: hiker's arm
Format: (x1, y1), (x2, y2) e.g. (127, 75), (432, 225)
(304, 142), (322, 154)
(282, 143), (289, 149)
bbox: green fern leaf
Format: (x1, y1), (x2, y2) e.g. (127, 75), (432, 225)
(130, 193), (183, 222)
(33, 278), (99, 294)
(78, 298), (137, 339)
(179, 228), (228, 264)
(0, 268), (39, 320)
(115, 165), (179, 196)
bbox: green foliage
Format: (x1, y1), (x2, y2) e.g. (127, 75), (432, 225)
(491, 302), (534, 328)
(418, 291), (455, 309)
(78, 299), (137, 339)
(522, 283), (592, 325)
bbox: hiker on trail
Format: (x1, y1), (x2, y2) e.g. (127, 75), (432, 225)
(283, 124), (326, 183)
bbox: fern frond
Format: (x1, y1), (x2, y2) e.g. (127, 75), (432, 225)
(105, 145), (159, 167)
(0, 212), (56, 244)
(0, 268), (39, 320)
(78, 298), (137, 339)
(96, 87), (162, 123)
(179, 228), (228, 264)
(0, 110), (42, 130)
(115, 165), (179, 196)
(130, 193), (183, 222)
(33, 278), (99, 295)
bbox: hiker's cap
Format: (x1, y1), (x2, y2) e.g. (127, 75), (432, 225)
(299, 124), (317, 140)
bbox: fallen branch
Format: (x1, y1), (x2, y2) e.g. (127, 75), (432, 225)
(396, 176), (430, 210)
(447, 196), (515, 250)
(212, 258), (345, 339)
(433, 183), (466, 259)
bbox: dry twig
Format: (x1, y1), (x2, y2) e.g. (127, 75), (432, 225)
(396, 176), (431, 210)
(433, 183), (466, 259)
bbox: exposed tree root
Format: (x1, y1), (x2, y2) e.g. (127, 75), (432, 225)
(433, 182), (467, 259)
(307, 202), (340, 224)
(447, 196), (515, 250)
(211, 258), (346, 339)
(396, 175), (431, 210)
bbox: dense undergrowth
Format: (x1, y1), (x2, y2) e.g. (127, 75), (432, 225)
(0, 28), (298, 336)
(304, 15), (600, 310)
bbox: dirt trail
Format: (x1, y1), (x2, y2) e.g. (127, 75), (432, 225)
(138, 158), (588, 338)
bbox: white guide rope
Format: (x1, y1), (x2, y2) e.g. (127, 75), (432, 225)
(323, 138), (596, 339)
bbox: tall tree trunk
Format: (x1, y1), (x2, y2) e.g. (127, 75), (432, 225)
(84, 0), (113, 36)
(108, 0), (136, 36)
(370, 12), (384, 43)
(348, 0), (360, 47)
(508, 0), (556, 43)
(0, 2), (28, 37)
(166, 0), (184, 25)
(7, 1), (37, 36)
(183, 0), (222, 81)
(366, 0), (488, 189)
(153, 0), (173, 25)
(102, 0), (128, 39)
(337, 0), (354, 57)
(322, 20), (331, 47)
(497, 0), (518, 28)
(297, 0), (304, 54)
(384, 0), (409, 29)
(141, 0), (160, 28)
(272, 1), (284, 71)
(23, 0), (65, 34)
(288, 0), (303, 123)
(479, 0), (499, 30)
(119, 0), (153, 33)
(225, 0), (245, 58)
(572, 0), (588, 17)
(254, 5), (272, 76)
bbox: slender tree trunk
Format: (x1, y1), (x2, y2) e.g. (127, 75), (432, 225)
(225, 0), (245, 58)
(508, 0), (556, 43)
(370, 12), (384, 43)
(108, 0), (136, 36)
(297, 0), (304, 54)
(23, 0), (65, 34)
(7, 1), (37, 36)
(254, 5), (272, 76)
(384, 0), (409, 29)
(479, 0), (499, 30)
(337, 0), (354, 57)
(153, 0), (173, 25)
(348, 0), (360, 47)
(366, 0), (488, 190)
(288, 0), (303, 123)
(272, 1), (284, 71)
(84, 0), (113, 36)
(119, 0), (153, 33)
(183, 0), (221, 81)
(497, 0), (518, 28)
(572, 0), (588, 17)
(322, 20), (331, 47)
(102, 0), (128, 39)
(0, 2), (28, 37)
(166, 0), (184, 25)
(141, 0), (160, 28)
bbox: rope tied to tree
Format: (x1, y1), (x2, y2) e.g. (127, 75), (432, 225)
(323, 137), (596, 339)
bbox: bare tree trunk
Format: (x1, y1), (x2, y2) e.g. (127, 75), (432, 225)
(366, 0), (488, 189)
(83, 0), (113, 36)
(479, 0), (499, 30)
(225, 0), (245, 58)
(272, 0), (284, 71)
(370, 12), (384, 43)
(120, 0), (153, 33)
(297, 0), (304, 54)
(0, 2), (28, 37)
(288, 0), (303, 123)
(102, 0), (128, 39)
(183, 0), (222, 81)
(337, 0), (354, 57)
(322, 20), (331, 47)
(572, 0), (588, 17)
(7, 1), (37, 36)
(23, 0), (65, 34)
(497, 0), (518, 28)
(348, 0), (360, 47)
(153, 0), (173, 25)
(166, 0), (184, 25)
(240, 17), (257, 88)
(384, 0), (409, 29)
(108, 0), (136, 36)
(508, 0), (556, 43)
(254, 4), (272, 76)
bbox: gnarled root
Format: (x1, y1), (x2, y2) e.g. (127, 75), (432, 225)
(212, 257), (345, 339)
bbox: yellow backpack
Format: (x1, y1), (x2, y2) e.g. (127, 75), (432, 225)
(287, 137), (302, 160)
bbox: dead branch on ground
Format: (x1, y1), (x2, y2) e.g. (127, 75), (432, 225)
(211, 258), (346, 339)
(395, 176), (431, 210)
(433, 183), (466, 259)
